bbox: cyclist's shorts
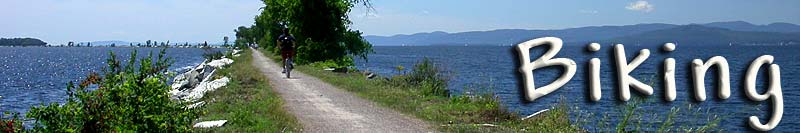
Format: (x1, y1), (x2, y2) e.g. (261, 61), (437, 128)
(281, 50), (295, 59)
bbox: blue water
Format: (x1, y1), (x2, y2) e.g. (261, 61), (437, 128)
(0, 47), (220, 115)
(355, 44), (800, 132)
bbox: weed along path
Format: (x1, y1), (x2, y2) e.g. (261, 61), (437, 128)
(250, 49), (432, 133)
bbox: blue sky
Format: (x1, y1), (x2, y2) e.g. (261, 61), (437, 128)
(1, 0), (799, 44)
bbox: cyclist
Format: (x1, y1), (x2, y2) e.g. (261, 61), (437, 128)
(277, 27), (296, 73)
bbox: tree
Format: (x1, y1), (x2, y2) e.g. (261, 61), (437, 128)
(223, 36), (230, 47)
(234, 26), (255, 48)
(246, 0), (373, 66)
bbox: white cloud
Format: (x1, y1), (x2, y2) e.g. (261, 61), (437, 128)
(626, 1), (654, 12)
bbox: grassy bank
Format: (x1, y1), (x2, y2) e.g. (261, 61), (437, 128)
(259, 49), (578, 132)
(257, 49), (725, 132)
(195, 49), (300, 132)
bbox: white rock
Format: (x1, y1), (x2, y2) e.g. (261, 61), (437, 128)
(193, 120), (228, 128)
(188, 101), (206, 109)
(207, 58), (234, 68)
(521, 109), (550, 120)
(478, 124), (498, 127)
(232, 49), (242, 55)
(183, 77), (230, 102)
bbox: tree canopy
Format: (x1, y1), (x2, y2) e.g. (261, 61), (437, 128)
(236, 0), (373, 66)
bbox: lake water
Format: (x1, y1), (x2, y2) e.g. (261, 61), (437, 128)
(355, 44), (800, 131)
(0, 47), (219, 115)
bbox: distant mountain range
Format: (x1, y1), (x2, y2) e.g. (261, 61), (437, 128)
(364, 21), (800, 46)
(604, 25), (800, 45)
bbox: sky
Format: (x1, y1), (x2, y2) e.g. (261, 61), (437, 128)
(1, 0), (799, 44)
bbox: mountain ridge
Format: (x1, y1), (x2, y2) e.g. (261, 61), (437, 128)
(602, 24), (800, 45)
(364, 21), (800, 46)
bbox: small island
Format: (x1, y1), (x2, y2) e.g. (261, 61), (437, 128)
(0, 38), (47, 47)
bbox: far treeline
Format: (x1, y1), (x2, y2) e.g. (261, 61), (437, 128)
(234, 0), (373, 66)
(0, 38), (47, 46)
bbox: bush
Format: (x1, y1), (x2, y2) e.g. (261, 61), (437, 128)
(406, 58), (449, 97)
(308, 59), (352, 69)
(0, 113), (23, 132)
(25, 49), (199, 132)
(383, 58), (450, 97)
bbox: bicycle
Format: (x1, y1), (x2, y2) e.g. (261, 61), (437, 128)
(284, 57), (293, 78)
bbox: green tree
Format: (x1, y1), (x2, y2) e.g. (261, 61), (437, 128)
(223, 36), (230, 47)
(234, 26), (256, 48)
(242, 0), (373, 66)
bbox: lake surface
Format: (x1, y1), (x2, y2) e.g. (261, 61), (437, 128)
(355, 44), (800, 131)
(0, 47), (220, 115)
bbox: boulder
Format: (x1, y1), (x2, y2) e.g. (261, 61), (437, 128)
(182, 77), (229, 102)
(207, 58), (233, 68)
(193, 120), (228, 128)
(361, 70), (377, 79)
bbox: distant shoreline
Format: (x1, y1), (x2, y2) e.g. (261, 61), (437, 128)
(0, 45), (232, 48)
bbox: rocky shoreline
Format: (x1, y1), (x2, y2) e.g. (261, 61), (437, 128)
(169, 49), (240, 104)
(167, 49), (241, 128)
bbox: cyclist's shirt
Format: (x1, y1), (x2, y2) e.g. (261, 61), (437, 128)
(278, 34), (295, 51)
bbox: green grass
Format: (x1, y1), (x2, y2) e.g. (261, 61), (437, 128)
(194, 49), (300, 132)
(259, 49), (580, 132)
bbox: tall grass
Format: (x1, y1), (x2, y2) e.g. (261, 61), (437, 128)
(565, 77), (726, 132)
(388, 57), (450, 97)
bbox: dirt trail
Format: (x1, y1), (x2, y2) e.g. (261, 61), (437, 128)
(250, 49), (432, 133)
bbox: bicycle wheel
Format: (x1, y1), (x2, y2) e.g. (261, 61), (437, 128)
(285, 59), (292, 78)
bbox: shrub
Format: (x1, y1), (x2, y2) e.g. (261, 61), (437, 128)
(381, 58), (450, 97)
(25, 49), (199, 132)
(308, 58), (352, 69)
(406, 58), (449, 97)
(0, 113), (23, 132)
